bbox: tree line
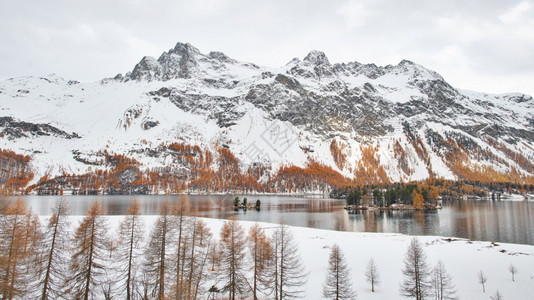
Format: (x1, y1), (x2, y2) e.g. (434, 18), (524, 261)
(334, 178), (534, 210)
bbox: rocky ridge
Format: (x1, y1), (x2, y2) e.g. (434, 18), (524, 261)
(0, 42), (533, 193)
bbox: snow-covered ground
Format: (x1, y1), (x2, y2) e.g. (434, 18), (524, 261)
(68, 215), (534, 299)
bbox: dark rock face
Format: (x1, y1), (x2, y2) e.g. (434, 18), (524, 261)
(141, 120), (159, 130)
(138, 43), (533, 144)
(129, 42), (533, 151)
(127, 42), (242, 82)
(0, 116), (80, 140)
(149, 88), (244, 127)
(106, 168), (149, 195)
(117, 168), (139, 185)
(129, 56), (162, 81)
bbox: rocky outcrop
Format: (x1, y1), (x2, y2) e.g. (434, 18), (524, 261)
(0, 117), (80, 140)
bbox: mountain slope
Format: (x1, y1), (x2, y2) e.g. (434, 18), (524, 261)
(1, 42), (533, 194)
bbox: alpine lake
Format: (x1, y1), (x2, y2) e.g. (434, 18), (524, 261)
(18, 194), (534, 245)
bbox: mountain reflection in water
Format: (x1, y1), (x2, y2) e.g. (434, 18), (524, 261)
(17, 194), (534, 245)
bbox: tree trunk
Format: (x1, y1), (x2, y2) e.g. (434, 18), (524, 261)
(84, 218), (96, 300)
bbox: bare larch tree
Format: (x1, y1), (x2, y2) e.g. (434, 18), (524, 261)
(65, 200), (110, 300)
(365, 257), (381, 293)
(184, 217), (213, 299)
(490, 289), (503, 300)
(431, 260), (457, 300)
(116, 199), (145, 300)
(508, 263), (517, 282)
(171, 194), (191, 300)
(271, 224), (308, 300)
(322, 244), (356, 300)
(144, 200), (175, 299)
(400, 237), (432, 300)
(0, 198), (42, 299)
(40, 197), (70, 300)
(219, 216), (248, 300)
(478, 270), (487, 293)
(248, 223), (273, 300)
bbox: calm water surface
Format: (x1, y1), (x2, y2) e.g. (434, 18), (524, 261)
(18, 195), (534, 245)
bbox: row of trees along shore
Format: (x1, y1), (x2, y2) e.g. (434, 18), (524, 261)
(333, 179), (534, 211)
(0, 197), (519, 299)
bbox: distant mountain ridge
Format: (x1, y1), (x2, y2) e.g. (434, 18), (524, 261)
(1, 42), (533, 194)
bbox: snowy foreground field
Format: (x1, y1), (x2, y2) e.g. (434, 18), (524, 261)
(69, 215), (534, 299)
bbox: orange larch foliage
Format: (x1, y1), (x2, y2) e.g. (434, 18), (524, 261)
(0, 148), (33, 193)
(354, 145), (390, 185)
(486, 138), (534, 174)
(412, 190), (424, 210)
(330, 138), (347, 171)
(393, 140), (413, 176)
(410, 136), (430, 166)
(274, 159), (348, 193)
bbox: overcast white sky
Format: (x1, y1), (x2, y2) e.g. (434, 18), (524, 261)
(1, 0), (533, 95)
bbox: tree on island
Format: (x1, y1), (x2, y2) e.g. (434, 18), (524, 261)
(322, 244), (356, 300)
(372, 189), (384, 207)
(233, 197), (240, 208)
(346, 189), (362, 206)
(412, 190), (424, 210)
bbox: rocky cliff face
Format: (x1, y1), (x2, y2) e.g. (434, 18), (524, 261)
(1, 42), (533, 193)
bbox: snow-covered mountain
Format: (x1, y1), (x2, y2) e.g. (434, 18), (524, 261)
(1, 42), (533, 193)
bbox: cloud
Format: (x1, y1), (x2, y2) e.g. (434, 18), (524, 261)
(500, 1), (532, 23)
(0, 0), (533, 96)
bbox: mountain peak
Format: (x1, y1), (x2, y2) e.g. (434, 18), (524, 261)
(172, 42), (201, 56)
(208, 51), (236, 63)
(303, 50), (331, 66)
(285, 57), (301, 66)
(398, 59), (415, 66)
(395, 59), (445, 81)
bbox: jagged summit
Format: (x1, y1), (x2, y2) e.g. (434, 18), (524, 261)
(170, 42), (201, 56)
(125, 42), (261, 82)
(398, 59), (415, 66)
(124, 42), (447, 84)
(208, 51), (236, 63)
(128, 42), (203, 81)
(285, 57), (301, 66)
(303, 50), (331, 66)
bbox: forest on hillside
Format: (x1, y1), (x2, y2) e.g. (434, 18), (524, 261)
(1, 143), (534, 199)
